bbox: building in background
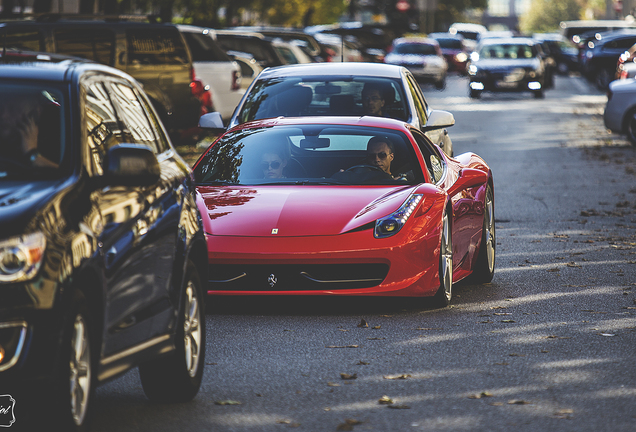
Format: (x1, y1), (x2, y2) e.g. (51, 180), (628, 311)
(482, 0), (531, 31)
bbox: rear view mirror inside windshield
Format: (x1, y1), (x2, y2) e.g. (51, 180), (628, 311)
(315, 84), (341, 95)
(300, 137), (330, 149)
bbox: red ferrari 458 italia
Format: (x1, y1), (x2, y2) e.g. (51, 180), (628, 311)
(193, 115), (495, 306)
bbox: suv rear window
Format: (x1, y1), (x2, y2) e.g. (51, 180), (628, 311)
(54, 28), (115, 65)
(127, 28), (189, 65)
(3, 28), (45, 52)
(183, 32), (231, 62)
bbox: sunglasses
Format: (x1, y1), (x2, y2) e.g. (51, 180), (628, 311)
(261, 161), (281, 170)
(368, 151), (389, 160)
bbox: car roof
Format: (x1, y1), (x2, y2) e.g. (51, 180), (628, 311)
(257, 62), (405, 79)
(479, 37), (536, 46)
(393, 37), (438, 45)
(0, 54), (135, 82)
(232, 115), (411, 133)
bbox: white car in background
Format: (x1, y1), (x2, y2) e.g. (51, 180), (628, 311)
(605, 78), (636, 144)
(384, 37), (448, 90)
(178, 25), (244, 121)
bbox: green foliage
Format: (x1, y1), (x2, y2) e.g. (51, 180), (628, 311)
(519, 0), (583, 34)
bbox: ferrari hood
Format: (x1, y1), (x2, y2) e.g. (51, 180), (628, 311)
(198, 186), (416, 237)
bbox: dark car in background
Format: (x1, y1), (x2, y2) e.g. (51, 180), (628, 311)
(0, 17), (203, 140)
(579, 29), (636, 89)
(215, 30), (286, 68)
(428, 32), (470, 74)
(0, 54), (208, 431)
(468, 37), (547, 99)
(534, 32), (580, 75)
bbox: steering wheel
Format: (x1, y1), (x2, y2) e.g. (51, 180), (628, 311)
(345, 164), (386, 174)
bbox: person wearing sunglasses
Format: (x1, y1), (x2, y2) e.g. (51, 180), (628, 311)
(261, 150), (288, 179)
(366, 136), (395, 176)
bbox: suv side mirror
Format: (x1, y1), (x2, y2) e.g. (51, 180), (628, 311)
(199, 112), (226, 133)
(104, 144), (161, 186)
(422, 109), (455, 131)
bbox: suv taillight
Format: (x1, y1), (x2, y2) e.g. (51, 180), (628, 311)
(231, 70), (240, 91)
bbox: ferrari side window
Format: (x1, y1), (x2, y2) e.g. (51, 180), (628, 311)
(411, 129), (444, 183)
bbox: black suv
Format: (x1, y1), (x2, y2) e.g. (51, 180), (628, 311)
(0, 17), (202, 138)
(0, 53), (208, 431)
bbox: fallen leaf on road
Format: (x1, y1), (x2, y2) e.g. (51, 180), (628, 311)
(326, 345), (359, 349)
(508, 400), (531, 405)
(468, 391), (493, 399)
(383, 374), (411, 380)
(566, 262), (582, 268)
(356, 361), (370, 365)
(547, 268), (561, 272)
(489, 402), (504, 406)
(336, 419), (363, 431)
(501, 320), (516, 323)
(340, 373), (357, 380)
(509, 353), (526, 357)
(327, 382), (340, 387)
(493, 312), (512, 316)
(367, 337), (385, 340)
(554, 409), (574, 419)
(378, 395), (394, 405)
(214, 400), (241, 406)
(357, 319), (369, 328)
(387, 404), (410, 409)
(372, 325), (381, 329)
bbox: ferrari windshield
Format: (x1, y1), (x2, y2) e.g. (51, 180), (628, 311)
(235, 75), (409, 124)
(193, 124), (425, 186)
(0, 83), (66, 179)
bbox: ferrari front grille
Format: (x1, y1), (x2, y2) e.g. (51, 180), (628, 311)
(209, 263), (389, 291)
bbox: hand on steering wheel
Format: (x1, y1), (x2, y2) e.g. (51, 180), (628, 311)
(345, 164), (386, 174)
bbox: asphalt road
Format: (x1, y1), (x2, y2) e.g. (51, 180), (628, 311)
(91, 73), (636, 432)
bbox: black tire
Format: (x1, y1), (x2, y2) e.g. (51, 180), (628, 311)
(469, 88), (482, 99)
(595, 68), (612, 90)
(471, 185), (496, 283)
(139, 263), (206, 402)
(624, 107), (636, 145)
(432, 211), (453, 308)
(49, 291), (95, 432)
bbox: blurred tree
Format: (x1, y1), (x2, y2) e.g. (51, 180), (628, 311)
(176, 0), (345, 28)
(519, 0), (582, 33)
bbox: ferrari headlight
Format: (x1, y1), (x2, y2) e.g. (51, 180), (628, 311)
(0, 233), (46, 282)
(374, 195), (423, 239)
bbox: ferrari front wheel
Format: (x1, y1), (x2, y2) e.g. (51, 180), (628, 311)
(472, 185), (496, 283)
(432, 211), (453, 307)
